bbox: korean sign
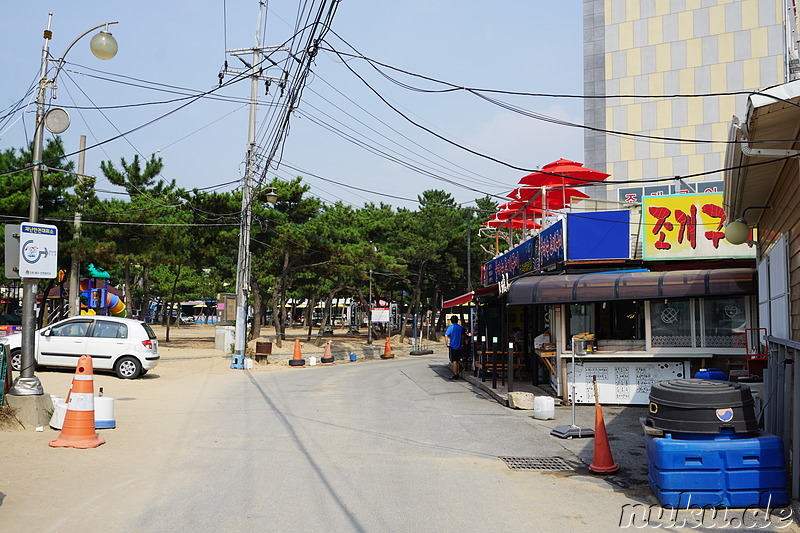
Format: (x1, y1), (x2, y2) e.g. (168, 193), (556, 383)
(540, 220), (564, 268)
(484, 236), (539, 285)
(619, 181), (723, 204)
(18, 222), (58, 278)
(642, 193), (755, 260)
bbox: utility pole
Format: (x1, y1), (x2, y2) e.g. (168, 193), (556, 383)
(69, 135), (86, 317)
(466, 208), (472, 293)
(221, 1), (285, 369)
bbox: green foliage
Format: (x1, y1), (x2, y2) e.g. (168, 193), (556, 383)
(0, 137), (77, 284)
(1, 139), (497, 319)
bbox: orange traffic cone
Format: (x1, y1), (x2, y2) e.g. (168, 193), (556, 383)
(589, 377), (618, 473)
(381, 337), (394, 359)
(50, 355), (105, 449)
(321, 340), (335, 364)
(289, 339), (305, 367)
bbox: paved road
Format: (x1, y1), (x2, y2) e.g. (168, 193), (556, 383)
(129, 354), (635, 532)
(4, 353), (798, 532)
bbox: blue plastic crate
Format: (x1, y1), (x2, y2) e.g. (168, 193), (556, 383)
(645, 431), (789, 508)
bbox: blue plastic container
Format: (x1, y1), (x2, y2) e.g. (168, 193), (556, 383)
(645, 431), (789, 508)
(349, 353), (357, 362)
(694, 368), (726, 380)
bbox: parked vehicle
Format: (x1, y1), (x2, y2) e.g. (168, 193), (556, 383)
(1, 316), (159, 379)
(0, 313), (22, 325)
(173, 312), (195, 325)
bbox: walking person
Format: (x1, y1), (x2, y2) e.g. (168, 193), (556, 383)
(445, 315), (466, 380)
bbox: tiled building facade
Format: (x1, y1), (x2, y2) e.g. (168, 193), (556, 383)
(583, 0), (787, 201)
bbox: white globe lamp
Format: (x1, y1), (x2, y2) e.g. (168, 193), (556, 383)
(90, 31), (118, 60)
(725, 219), (750, 245)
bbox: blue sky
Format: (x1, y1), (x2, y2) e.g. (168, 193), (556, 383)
(1, 1), (584, 209)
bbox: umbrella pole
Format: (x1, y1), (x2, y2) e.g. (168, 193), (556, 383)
(550, 351), (595, 439)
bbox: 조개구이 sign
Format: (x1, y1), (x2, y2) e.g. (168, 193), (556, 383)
(642, 193), (755, 260)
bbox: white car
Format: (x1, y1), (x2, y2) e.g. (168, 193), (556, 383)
(2, 316), (159, 379)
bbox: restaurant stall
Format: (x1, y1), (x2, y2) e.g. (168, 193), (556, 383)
(480, 191), (758, 405)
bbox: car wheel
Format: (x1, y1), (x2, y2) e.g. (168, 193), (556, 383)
(115, 356), (142, 379)
(10, 349), (21, 372)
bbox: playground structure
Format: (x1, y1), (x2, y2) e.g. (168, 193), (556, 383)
(79, 264), (126, 318)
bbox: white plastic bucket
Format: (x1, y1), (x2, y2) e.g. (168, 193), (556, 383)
(50, 397), (67, 429)
(244, 358), (253, 369)
(533, 396), (555, 420)
(309, 356), (317, 366)
(94, 396), (116, 429)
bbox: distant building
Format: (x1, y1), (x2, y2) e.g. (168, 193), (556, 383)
(583, 0), (792, 202)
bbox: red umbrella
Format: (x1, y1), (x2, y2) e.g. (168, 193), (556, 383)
(518, 158), (610, 187)
(497, 201), (546, 215)
(483, 216), (541, 229)
(494, 210), (539, 220)
(507, 187), (590, 206)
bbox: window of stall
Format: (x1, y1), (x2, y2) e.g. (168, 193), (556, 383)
(649, 296), (748, 349)
(566, 300), (645, 349)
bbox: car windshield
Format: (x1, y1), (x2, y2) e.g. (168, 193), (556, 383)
(142, 322), (157, 340)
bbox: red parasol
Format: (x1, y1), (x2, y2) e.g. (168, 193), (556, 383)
(483, 216), (541, 229)
(497, 201), (546, 215)
(517, 158), (610, 188)
(507, 187), (590, 206)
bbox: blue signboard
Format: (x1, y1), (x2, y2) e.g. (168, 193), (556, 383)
(539, 220), (564, 268)
(484, 236), (539, 285)
(567, 210), (630, 261)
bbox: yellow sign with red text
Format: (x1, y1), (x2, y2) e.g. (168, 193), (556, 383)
(642, 193), (756, 260)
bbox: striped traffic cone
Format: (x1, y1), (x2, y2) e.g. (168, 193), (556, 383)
(50, 355), (105, 449)
(321, 340), (335, 364)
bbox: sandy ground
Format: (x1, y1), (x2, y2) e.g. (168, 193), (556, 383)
(0, 324), (445, 529)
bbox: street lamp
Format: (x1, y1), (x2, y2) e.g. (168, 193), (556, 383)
(10, 14), (119, 396)
(724, 219), (750, 245)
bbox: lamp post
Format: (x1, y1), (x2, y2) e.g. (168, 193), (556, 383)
(10, 15), (118, 396)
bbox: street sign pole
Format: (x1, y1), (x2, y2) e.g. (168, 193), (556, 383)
(10, 223), (58, 396)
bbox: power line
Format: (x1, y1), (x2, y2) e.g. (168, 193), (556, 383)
(322, 36), (800, 146)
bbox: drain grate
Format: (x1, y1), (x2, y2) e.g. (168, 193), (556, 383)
(499, 456), (574, 471)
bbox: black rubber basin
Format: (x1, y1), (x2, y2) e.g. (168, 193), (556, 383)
(647, 379), (758, 435)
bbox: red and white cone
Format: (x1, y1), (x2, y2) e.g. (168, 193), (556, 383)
(50, 355), (105, 449)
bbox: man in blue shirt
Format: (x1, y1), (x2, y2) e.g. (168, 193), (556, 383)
(445, 316), (466, 380)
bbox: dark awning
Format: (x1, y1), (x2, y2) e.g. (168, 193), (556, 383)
(507, 268), (756, 306)
(443, 284), (499, 308)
